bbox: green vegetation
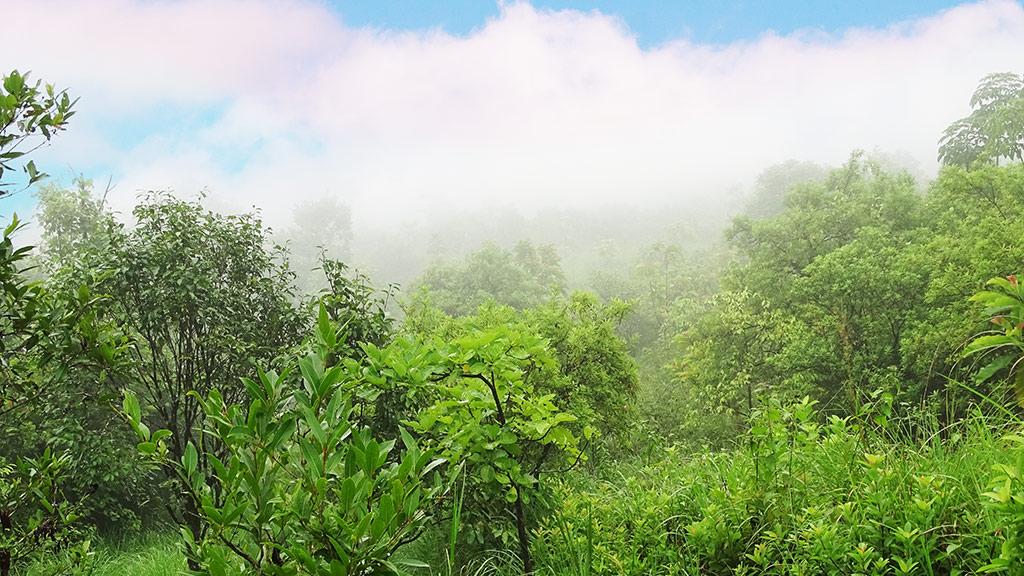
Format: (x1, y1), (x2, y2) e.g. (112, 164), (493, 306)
(6, 68), (1024, 575)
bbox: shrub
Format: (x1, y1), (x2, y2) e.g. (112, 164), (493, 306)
(123, 307), (451, 575)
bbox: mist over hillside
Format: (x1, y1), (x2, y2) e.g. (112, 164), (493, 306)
(5, 2), (1024, 574)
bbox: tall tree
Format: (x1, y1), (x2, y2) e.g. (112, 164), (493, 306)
(283, 197), (355, 294)
(92, 193), (302, 551)
(34, 177), (113, 272)
(0, 70), (105, 576)
(939, 72), (1024, 168)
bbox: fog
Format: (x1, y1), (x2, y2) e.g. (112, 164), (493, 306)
(6, 0), (1024, 284)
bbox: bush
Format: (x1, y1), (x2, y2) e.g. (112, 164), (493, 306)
(533, 399), (1021, 575)
(123, 307), (451, 575)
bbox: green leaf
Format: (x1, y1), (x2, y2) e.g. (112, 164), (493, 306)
(183, 443), (198, 475)
(965, 334), (1018, 356)
(122, 390), (141, 424)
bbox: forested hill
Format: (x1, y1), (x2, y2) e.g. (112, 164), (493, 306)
(4, 67), (1024, 575)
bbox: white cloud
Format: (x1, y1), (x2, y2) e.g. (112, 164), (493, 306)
(6, 0), (1024, 231)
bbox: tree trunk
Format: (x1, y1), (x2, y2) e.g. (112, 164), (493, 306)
(512, 488), (533, 575)
(183, 493), (203, 572)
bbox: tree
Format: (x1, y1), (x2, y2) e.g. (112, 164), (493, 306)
(91, 193), (303, 555)
(0, 217), (116, 575)
(314, 257), (395, 360)
(670, 155), (931, 441)
(401, 292), (636, 569)
(405, 292), (638, 450)
(743, 160), (828, 219)
(792, 227), (928, 409)
(310, 256), (408, 440)
(899, 164), (1024, 412)
(524, 293), (638, 449)
(674, 290), (800, 433)
(283, 197), (354, 295)
(939, 72), (1024, 168)
(414, 241), (565, 316)
(0, 70), (103, 575)
(34, 177), (113, 272)
(727, 152), (922, 305)
(408, 326), (581, 574)
(0, 70), (76, 195)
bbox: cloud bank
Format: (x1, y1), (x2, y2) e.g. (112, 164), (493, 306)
(6, 0), (1024, 230)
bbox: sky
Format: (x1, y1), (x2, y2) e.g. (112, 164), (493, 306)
(331, 1), (966, 45)
(3, 0), (1023, 232)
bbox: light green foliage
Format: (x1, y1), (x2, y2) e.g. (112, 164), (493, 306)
(412, 325), (581, 571)
(34, 177), (113, 272)
(406, 293), (638, 456)
(727, 152), (921, 304)
(672, 290), (803, 440)
(743, 159), (829, 220)
(585, 243), (720, 447)
(414, 241), (565, 316)
(123, 310), (449, 575)
(534, 400), (1018, 575)
(401, 293), (636, 570)
(939, 72), (1024, 168)
(608, 243), (718, 353)
(791, 227), (929, 408)
(901, 164), (1024, 407)
(527, 293), (637, 447)
(25, 533), (184, 576)
(0, 70), (75, 194)
(979, 434), (1024, 573)
(671, 154), (934, 442)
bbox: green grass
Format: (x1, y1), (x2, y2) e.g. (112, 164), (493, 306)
(528, 404), (1024, 575)
(22, 532), (182, 576)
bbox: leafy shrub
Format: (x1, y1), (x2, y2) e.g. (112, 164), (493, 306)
(123, 308), (451, 575)
(411, 325), (582, 573)
(0, 450), (96, 576)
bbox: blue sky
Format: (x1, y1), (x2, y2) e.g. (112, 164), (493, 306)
(330, 1), (966, 46)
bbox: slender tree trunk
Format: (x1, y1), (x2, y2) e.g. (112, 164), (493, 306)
(512, 488), (534, 575)
(183, 495), (203, 572)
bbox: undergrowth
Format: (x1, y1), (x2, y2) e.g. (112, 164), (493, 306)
(23, 398), (1024, 575)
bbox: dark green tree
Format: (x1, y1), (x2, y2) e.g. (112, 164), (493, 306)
(91, 193), (303, 553)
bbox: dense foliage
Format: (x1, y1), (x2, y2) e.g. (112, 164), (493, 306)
(413, 241), (565, 316)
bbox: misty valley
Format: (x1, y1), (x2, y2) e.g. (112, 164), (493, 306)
(4, 3), (1024, 575)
